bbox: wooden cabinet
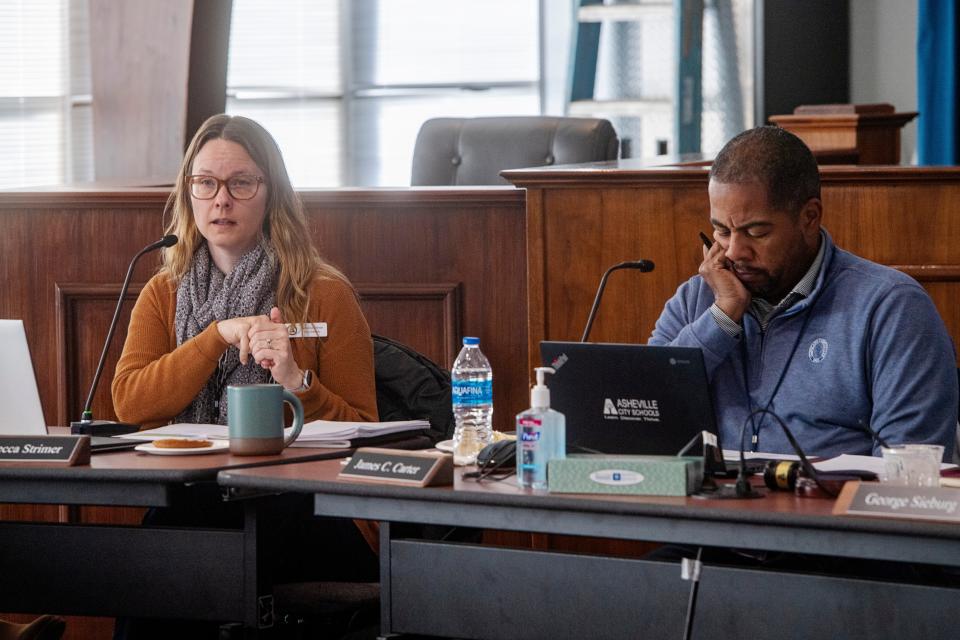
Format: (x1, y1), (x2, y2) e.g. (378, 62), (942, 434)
(770, 104), (918, 164)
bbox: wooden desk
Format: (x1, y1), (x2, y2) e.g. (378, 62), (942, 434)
(221, 461), (960, 640)
(0, 445), (362, 633)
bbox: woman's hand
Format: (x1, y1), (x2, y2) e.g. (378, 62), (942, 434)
(216, 315), (261, 364)
(247, 307), (303, 390)
(217, 309), (303, 389)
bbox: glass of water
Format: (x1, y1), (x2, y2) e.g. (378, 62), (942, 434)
(881, 444), (944, 487)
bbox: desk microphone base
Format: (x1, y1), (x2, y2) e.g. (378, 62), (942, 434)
(692, 484), (766, 500)
(70, 420), (140, 436)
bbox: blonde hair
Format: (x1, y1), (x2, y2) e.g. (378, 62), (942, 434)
(161, 114), (350, 323)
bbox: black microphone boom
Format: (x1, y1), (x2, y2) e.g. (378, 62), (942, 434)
(71, 234), (178, 436)
(580, 259), (655, 342)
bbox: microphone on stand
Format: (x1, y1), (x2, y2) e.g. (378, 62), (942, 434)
(698, 408), (841, 500)
(581, 259), (655, 342)
(71, 234), (178, 436)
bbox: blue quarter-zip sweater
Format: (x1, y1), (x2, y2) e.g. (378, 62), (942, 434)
(650, 230), (957, 459)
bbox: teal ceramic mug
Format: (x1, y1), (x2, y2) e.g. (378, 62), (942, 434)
(227, 383), (304, 455)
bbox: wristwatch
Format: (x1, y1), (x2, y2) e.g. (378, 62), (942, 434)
(292, 369), (312, 393)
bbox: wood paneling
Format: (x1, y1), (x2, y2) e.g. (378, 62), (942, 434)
(0, 187), (527, 434)
(0, 199), (169, 428)
(357, 283), (461, 369)
(5, 172), (958, 438)
(56, 284), (142, 426)
(505, 163), (960, 370)
(299, 189), (529, 430)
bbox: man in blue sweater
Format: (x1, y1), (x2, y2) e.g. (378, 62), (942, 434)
(650, 126), (957, 460)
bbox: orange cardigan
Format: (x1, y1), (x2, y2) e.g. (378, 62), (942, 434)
(112, 273), (378, 428)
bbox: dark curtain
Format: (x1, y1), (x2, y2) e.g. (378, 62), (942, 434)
(918, 0), (960, 164)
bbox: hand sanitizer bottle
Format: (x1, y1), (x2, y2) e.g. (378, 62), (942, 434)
(516, 366), (566, 490)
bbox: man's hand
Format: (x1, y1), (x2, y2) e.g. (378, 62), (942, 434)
(699, 240), (750, 323)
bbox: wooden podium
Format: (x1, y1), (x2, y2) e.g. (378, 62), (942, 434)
(769, 103), (918, 165)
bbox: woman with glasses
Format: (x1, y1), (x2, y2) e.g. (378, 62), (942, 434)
(112, 114), (378, 427)
(111, 117), (381, 639)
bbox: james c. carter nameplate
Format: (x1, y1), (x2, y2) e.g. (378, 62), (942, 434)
(0, 436), (91, 466)
(834, 481), (960, 523)
(339, 447), (453, 487)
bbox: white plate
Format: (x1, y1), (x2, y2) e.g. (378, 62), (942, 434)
(435, 439), (454, 453)
(135, 440), (230, 456)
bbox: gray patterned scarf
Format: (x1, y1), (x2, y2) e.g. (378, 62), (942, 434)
(174, 241), (278, 424)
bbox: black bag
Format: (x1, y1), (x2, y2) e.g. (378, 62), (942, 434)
(372, 335), (453, 443)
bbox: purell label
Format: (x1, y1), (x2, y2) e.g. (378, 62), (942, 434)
(519, 417), (543, 445)
(517, 416), (543, 449)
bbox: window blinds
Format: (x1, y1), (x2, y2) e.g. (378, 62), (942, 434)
(0, 0), (92, 188)
(226, 0), (540, 187)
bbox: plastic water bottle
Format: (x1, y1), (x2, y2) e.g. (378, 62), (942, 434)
(451, 336), (493, 463)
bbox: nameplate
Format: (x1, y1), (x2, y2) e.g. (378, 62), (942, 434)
(0, 436), (91, 465)
(834, 481), (960, 523)
(286, 322), (327, 338)
(338, 447), (453, 487)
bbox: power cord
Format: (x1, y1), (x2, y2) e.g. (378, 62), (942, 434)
(702, 407), (837, 499)
(461, 453), (516, 482)
(742, 408), (838, 498)
(680, 547), (704, 640)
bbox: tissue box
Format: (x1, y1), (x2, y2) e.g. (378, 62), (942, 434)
(548, 455), (703, 496)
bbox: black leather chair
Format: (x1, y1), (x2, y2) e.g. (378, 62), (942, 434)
(411, 116), (619, 185)
(372, 334), (453, 442)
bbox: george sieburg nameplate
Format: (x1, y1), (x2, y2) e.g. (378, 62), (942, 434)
(339, 447), (453, 487)
(834, 480), (960, 523)
(0, 435), (91, 465)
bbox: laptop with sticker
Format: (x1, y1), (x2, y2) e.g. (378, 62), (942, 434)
(540, 341), (722, 456)
(0, 320), (136, 452)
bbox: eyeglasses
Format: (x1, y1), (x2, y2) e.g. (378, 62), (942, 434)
(186, 174), (264, 200)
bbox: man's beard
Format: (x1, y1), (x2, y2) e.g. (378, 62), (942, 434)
(736, 268), (782, 302)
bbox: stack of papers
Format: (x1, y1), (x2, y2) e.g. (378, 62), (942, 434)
(286, 419), (431, 448)
(721, 450), (800, 462)
(813, 453), (956, 474)
(118, 419), (430, 449)
(721, 451), (957, 473)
